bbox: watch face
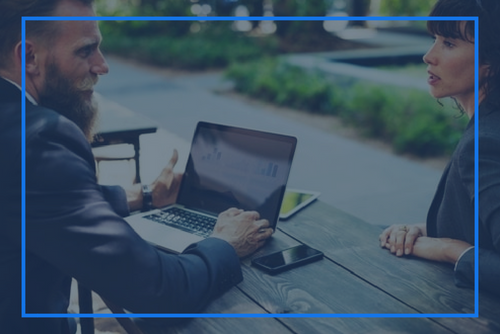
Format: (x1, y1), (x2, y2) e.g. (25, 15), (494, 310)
(142, 185), (153, 211)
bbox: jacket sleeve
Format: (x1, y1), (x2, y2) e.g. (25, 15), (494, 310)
(99, 185), (130, 217)
(455, 123), (500, 297)
(454, 247), (500, 298)
(25, 113), (242, 314)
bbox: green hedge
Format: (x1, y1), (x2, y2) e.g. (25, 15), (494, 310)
(225, 59), (467, 157)
(100, 25), (278, 70)
(226, 58), (341, 113)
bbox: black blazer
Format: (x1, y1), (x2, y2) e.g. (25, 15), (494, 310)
(0, 78), (243, 334)
(427, 98), (500, 297)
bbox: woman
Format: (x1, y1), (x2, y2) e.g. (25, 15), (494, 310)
(379, 0), (500, 297)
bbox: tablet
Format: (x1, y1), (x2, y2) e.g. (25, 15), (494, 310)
(279, 189), (320, 220)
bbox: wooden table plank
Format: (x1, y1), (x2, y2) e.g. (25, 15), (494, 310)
(137, 288), (292, 334)
(132, 200), (499, 334)
(278, 201), (500, 333)
(240, 230), (421, 314)
(279, 201), (474, 312)
(279, 317), (453, 334)
(143, 317), (453, 334)
(236, 230), (455, 334)
(139, 228), (454, 334)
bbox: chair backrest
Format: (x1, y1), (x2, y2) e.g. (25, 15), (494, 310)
(78, 282), (144, 334)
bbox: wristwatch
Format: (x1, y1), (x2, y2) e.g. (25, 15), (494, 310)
(141, 184), (153, 212)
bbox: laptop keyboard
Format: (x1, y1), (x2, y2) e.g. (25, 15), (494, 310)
(143, 207), (217, 238)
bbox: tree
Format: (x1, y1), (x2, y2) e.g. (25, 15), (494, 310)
(350, 0), (371, 27)
(379, 0), (435, 16)
(273, 0), (329, 38)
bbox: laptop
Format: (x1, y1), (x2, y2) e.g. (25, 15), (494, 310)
(126, 121), (297, 253)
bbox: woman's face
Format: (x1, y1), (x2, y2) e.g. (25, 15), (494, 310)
(423, 22), (486, 112)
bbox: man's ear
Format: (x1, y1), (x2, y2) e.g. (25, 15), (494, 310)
(15, 40), (41, 76)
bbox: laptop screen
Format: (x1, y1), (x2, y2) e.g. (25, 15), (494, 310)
(177, 122), (297, 227)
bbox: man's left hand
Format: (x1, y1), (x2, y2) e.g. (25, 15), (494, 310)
(151, 149), (183, 208)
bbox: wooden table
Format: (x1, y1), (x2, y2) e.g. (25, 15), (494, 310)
(137, 200), (500, 334)
(91, 96), (157, 184)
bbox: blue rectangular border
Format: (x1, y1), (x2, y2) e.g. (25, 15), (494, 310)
(21, 15), (479, 318)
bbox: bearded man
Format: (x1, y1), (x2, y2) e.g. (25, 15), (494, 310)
(0, 1), (273, 333)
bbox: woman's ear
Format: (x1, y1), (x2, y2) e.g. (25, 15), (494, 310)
(479, 63), (491, 88)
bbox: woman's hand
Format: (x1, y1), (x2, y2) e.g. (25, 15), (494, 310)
(379, 224), (426, 256)
(379, 224), (472, 264)
(412, 237), (472, 264)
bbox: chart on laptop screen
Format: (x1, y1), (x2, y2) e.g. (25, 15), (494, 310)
(178, 123), (296, 224)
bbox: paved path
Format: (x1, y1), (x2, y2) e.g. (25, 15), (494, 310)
(95, 56), (443, 227)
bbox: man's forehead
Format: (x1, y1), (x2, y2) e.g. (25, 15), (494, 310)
(52, 20), (101, 50)
(48, 0), (101, 50)
(48, 0), (100, 43)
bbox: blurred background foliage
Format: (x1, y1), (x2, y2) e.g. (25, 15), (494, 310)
(100, 27), (278, 69)
(97, 0), (193, 37)
(378, 0), (436, 16)
(225, 59), (467, 157)
(94, 0), (466, 159)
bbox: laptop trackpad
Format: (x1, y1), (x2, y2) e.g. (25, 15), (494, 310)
(128, 219), (204, 254)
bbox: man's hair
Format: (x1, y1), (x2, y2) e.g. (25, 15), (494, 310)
(427, 0), (500, 106)
(0, 0), (94, 69)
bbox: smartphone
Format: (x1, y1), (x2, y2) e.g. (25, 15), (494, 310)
(251, 244), (324, 275)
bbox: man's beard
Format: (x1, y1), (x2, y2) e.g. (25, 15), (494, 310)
(38, 61), (99, 142)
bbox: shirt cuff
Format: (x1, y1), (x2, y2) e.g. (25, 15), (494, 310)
(453, 246), (475, 289)
(454, 246), (474, 271)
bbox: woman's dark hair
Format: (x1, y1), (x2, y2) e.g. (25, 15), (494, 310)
(428, 0), (500, 106)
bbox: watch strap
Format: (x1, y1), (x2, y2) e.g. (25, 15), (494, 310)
(141, 184), (153, 212)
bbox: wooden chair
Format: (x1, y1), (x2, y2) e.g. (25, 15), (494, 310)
(92, 144), (138, 184)
(78, 283), (145, 334)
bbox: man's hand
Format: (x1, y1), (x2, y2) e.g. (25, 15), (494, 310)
(151, 149), (183, 208)
(211, 208), (273, 258)
(412, 237), (472, 264)
(379, 224), (426, 256)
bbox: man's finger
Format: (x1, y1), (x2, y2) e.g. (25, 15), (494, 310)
(256, 227), (273, 240)
(256, 219), (270, 229)
(241, 210), (260, 220)
(167, 149), (179, 169)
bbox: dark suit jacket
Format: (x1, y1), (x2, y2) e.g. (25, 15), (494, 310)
(0, 78), (243, 334)
(426, 98), (500, 298)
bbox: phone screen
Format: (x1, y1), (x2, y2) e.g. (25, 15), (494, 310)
(252, 245), (323, 274)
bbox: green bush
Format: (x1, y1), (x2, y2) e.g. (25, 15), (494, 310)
(344, 84), (466, 156)
(226, 59), (340, 114)
(379, 0), (435, 16)
(273, 0), (329, 37)
(101, 28), (277, 70)
(96, 0), (193, 38)
(225, 59), (468, 157)
(343, 84), (393, 138)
